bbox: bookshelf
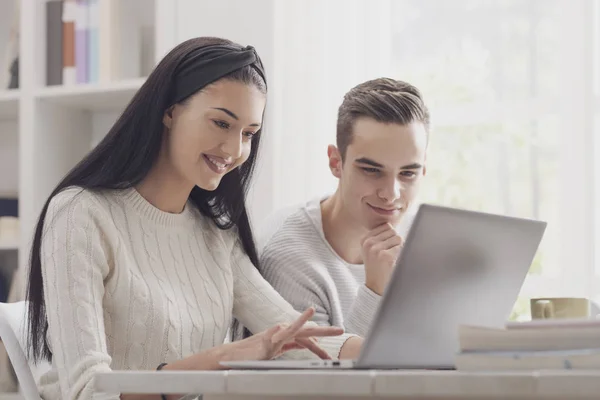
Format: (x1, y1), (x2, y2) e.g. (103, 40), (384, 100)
(0, 69), (18, 312)
(36, 77), (145, 110)
(0, 1), (173, 394)
(0, 0), (281, 394)
(0, 0), (177, 391)
(0, 0), (281, 297)
(10, 0), (169, 288)
(11, 0), (177, 287)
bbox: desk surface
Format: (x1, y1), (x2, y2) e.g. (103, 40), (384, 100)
(95, 369), (600, 399)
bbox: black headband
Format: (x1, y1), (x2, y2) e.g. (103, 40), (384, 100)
(171, 44), (266, 105)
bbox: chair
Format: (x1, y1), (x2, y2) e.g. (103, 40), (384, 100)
(0, 301), (42, 400)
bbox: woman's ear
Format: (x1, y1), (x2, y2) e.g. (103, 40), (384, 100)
(163, 106), (174, 129)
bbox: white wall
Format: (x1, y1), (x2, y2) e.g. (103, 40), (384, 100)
(173, 0), (392, 226)
(269, 0), (393, 212)
(174, 0), (277, 226)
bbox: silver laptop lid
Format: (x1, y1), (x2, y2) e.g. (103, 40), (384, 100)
(357, 204), (547, 369)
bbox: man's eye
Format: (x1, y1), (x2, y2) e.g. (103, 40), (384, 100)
(362, 168), (380, 174)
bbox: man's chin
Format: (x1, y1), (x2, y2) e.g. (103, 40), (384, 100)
(364, 214), (403, 230)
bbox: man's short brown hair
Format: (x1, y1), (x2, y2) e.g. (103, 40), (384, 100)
(336, 78), (430, 159)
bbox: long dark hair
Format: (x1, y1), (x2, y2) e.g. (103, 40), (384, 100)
(25, 37), (267, 362)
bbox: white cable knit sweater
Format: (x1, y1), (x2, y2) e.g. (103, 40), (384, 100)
(37, 187), (353, 400)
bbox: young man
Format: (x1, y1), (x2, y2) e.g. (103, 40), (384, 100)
(259, 78), (430, 337)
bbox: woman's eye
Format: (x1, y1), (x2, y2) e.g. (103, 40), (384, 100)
(213, 120), (230, 129)
(243, 131), (257, 139)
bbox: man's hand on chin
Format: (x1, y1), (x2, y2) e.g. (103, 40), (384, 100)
(361, 223), (404, 295)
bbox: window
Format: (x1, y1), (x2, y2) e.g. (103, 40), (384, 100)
(390, 0), (597, 319)
(264, 0), (598, 321)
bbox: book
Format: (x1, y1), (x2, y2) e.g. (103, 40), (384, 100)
(47, 0), (143, 86)
(75, 0), (90, 83)
(88, 0), (100, 83)
(458, 324), (600, 352)
(0, 198), (18, 217)
(46, 0), (64, 86)
(98, 0), (118, 82)
(98, 0), (141, 82)
(456, 348), (600, 371)
(506, 318), (600, 330)
(62, 0), (77, 85)
(0, 272), (7, 302)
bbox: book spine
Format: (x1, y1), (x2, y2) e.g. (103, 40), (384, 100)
(75, 0), (89, 84)
(62, 0), (77, 85)
(87, 0), (99, 83)
(98, 0), (117, 82)
(46, 0), (64, 86)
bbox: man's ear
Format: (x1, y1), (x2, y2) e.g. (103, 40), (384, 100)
(163, 106), (174, 129)
(328, 145), (343, 179)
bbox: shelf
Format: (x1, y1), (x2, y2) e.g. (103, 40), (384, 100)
(0, 239), (18, 251)
(0, 90), (19, 120)
(35, 78), (146, 112)
(0, 394), (24, 400)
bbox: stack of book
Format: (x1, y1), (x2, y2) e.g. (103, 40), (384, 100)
(456, 319), (600, 371)
(45, 0), (141, 86)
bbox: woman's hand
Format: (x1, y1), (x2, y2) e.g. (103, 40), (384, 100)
(159, 307), (344, 379)
(223, 307), (344, 362)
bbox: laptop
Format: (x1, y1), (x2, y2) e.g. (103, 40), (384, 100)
(221, 203), (547, 370)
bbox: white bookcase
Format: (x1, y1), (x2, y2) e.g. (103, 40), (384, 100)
(0, 0), (285, 305)
(0, 0), (175, 395)
(0, 0), (177, 308)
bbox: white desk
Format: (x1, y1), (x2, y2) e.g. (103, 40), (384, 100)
(95, 369), (600, 399)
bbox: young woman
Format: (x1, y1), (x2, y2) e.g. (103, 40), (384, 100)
(25, 37), (362, 400)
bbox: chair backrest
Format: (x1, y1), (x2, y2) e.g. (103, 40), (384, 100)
(0, 301), (41, 400)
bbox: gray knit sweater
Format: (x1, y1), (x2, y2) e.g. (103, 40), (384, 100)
(257, 197), (415, 337)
